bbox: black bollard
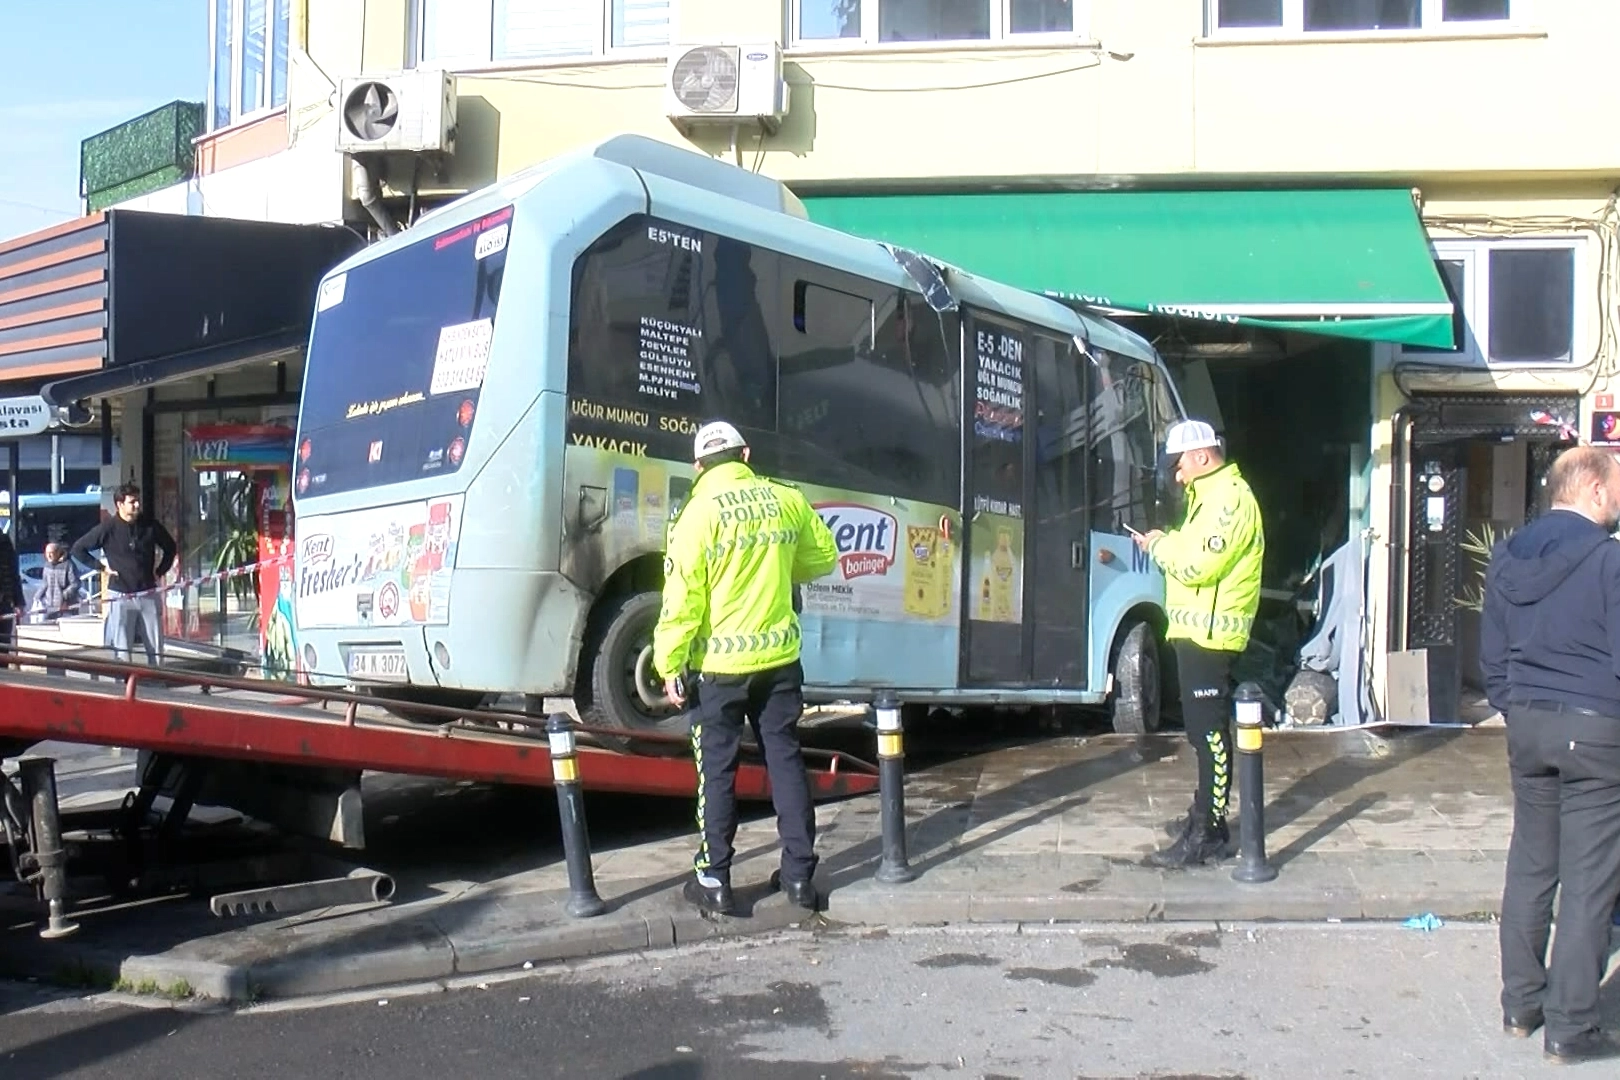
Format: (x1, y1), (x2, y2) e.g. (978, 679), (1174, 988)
(873, 691), (915, 884)
(546, 715), (606, 917)
(19, 757), (79, 939)
(1230, 684), (1277, 884)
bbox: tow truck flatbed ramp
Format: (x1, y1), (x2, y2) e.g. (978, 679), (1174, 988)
(0, 657), (879, 801)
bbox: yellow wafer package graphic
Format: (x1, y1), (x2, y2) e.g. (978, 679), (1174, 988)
(902, 524), (951, 620)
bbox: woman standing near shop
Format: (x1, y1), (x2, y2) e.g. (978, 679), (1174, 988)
(29, 541), (81, 622)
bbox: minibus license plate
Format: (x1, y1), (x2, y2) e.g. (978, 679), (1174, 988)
(348, 648), (408, 682)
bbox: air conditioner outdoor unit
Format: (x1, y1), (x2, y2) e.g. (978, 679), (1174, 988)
(665, 43), (786, 133)
(336, 69), (457, 154)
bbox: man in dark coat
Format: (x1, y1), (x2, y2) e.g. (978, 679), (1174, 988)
(1482, 445), (1620, 1065)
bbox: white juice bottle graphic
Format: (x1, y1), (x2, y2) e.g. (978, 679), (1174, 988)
(988, 528), (1016, 623)
(611, 467), (640, 543)
(640, 464), (666, 543)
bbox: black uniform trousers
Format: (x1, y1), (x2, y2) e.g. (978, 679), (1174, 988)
(689, 660), (817, 886)
(1500, 704), (1620, 1041)
(1168, 639), (1242, 825)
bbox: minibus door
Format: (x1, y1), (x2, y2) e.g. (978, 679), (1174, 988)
(961, 314), (1030, 685)
(1026, 335), (1089, 687)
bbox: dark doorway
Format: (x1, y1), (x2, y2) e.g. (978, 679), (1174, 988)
(1394, 393), (1578, 712)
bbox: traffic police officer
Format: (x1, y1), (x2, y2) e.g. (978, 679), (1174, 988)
(1134, 419), (1264, 869)
(653, 421), (839, 916)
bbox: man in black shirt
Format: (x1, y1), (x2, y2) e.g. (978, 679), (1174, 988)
(1482, 446), (1620, 1065)
(71, 483), (176, 665)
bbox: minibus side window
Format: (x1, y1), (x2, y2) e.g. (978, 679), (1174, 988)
(773, 258), (959, 506)
(1087, 349), (1159, 535)
(567, 215), (778, 457)
(1143, 362), (1179, 529)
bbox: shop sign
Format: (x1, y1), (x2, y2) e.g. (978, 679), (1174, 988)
(1592, 411), (1620, 447)
(0, 395), (52, 437)
(186, 423), (296, 470)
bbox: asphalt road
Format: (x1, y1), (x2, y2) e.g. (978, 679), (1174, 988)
(4, 922), (1618, 1079)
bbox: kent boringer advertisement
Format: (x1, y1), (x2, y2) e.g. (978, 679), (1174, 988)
(561, 439), (960, 627)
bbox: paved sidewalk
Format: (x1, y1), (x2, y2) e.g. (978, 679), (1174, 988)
(1, 725), (1515, 1001)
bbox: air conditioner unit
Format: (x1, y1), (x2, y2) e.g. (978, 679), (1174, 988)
(666, 43), (786, 133)
(336, 69), (457, 154)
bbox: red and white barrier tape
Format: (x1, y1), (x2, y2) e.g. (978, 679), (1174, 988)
(92, 552), (295, 605)
(10, 553), (297, 616)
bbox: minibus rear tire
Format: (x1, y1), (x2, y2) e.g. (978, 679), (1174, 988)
(575, 590), (685, 756)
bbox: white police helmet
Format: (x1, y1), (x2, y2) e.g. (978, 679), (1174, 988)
(693, 421), (747, 462)
(1164, 419), (1221, 456)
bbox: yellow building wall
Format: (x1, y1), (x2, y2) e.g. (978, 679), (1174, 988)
(383, 0), (1620, 186)
(288, 0), (367, 157)
(361, 0), (412, 72)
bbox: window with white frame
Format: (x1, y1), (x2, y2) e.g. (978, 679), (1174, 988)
(416, 0), (670, 67)
(794, 0), (1086, 46)
(1400, 237), (1583, 366)
(1207, 0), (1518, 36)
(210, 0), (290, 130)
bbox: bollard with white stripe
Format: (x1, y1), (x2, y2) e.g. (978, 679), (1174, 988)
(1230, 684), (1278, 885)
(873, 691), (915, 884)
(546, 714), (606, 917)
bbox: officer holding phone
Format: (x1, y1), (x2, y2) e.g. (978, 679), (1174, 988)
(1133, 419), (1265, 868)
(653, 421), (839, 916)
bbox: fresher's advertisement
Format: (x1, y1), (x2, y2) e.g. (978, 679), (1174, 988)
(294, 495), (465, 629)
(561, 443), (959, 627)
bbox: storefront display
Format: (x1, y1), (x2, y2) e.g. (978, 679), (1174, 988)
(182, 421), (297, 678)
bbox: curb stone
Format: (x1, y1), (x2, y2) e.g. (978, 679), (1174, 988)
(2, 866), (1511, 1003)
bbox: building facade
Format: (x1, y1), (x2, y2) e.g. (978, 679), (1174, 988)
(49, 0), (1620, 720)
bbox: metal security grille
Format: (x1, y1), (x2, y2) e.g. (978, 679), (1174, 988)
(1529, 441), (1564, 515)
(1401, 392), (1581, 652)
(1407, 446), (1466, 649)
(1406, 393), (1580, 442)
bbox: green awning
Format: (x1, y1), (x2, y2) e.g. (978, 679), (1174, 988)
(800, 188), (1455, 349)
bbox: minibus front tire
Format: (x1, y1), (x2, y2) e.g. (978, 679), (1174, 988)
(1110, 620), (1162, 735)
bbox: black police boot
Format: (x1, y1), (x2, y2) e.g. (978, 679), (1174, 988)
(1145, 814), (1227, 869)
(683, 873), (736, 916)
(769, 869), (818, 912)
(1544, 1029), (1620, 1064)
(1163, 806), (1238, 849)
(1160, 799), (1196, 839)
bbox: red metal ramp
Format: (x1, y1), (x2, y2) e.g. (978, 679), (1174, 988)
(0, 658), (878, 802)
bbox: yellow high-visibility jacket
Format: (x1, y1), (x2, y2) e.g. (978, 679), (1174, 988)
(1147, 462), (1265, 653)
(653, 461), (838, 677)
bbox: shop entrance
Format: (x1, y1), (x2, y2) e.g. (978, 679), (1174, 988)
(1393, 394), (1577, 717)
(1150, 324), (1374, 713)
(173, 420), (295, 670)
